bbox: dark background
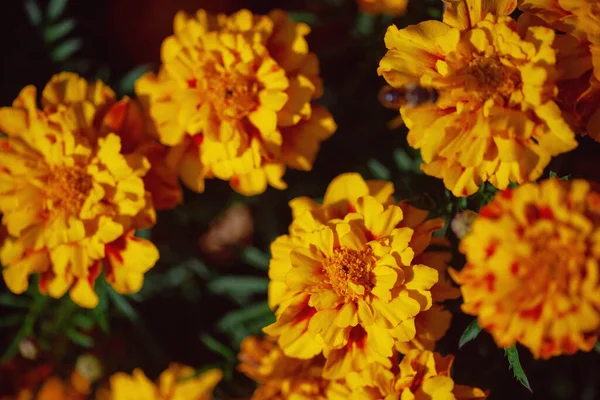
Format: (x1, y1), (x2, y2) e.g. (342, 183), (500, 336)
(1, 0), (600, 399)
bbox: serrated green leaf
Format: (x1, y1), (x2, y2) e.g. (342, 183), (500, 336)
(505, 346), (532, 392)
(288, 12), (318, 25)
(217, 302), (272, 333)
(66, 329), (95, 348)
(0, 314), (25, 329)
(44, 19), (75, 42)
(242, 247), (270, 271)
(1, 295), (47, 363)
(0, 293), (31, 308)
(119, 64), (153, 95)
(47, 0), (68, 21)
(24, 0), (42, 26)
(71, 313), (95, 330)
(208, 276), (269, 304)
(200, 334), (236, 362)
(51, 38), (82, 62)
(367, 158), (391, 181)
(459, 319), (482, 348)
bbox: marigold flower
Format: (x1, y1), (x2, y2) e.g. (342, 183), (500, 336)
(378, 0), (578, 197)
(357, 0), (409, 17)
(519, 0), (600, 141)
(328, 350), (489, 400)
(0, 73), (160, 308)
(451, 178), (600, 358)
(238, 336), (329, 399)
(135, 9), (336, 196)
(264, 173), (458, 379)
(104, 365), (221, 400)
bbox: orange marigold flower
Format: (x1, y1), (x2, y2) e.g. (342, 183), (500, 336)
(264, 173), (458, 379)
(328, 350), (488, 400)
(378, 0), (578, 197)
(357, 0), (409, 17)
(135, 9), (336, 196)
(238, 336), (329, 399)
(519, 0), (600, 141)
(0, 73), (160, 308)
(451, 178), (600, 358)
(103, 365), (221, 400)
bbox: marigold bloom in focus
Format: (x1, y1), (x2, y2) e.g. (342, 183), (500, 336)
(136, 9), (336, 196)
(519, 0), (600, 141)
(238, 336), (329, 399)
(451, 178), (600, 358)
(0, 73), (161, 308)
(104, 365), (221, 400)
(264, 173), (458, 379)
(328, 349), (489, 399)
(378, 0), (578, 196)
(357, 0), (409, 17)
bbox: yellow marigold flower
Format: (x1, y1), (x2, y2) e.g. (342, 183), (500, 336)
(378, 0), (578, 197)
(264, 173), (457, 379)
(451, 178), (600, 358)
(519, 0), (600, 141)
(328, 350), (489, 400)
(238, 336), (329, 399)
(104, 365), (221, 400)
(135, 9), (336, 196)
(0, 73), (160, 308)
(357, 0), (409, 17)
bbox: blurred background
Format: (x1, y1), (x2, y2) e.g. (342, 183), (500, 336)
(1, 0), (600, 399)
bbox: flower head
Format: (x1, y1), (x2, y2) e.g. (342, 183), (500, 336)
(378, 0), (578, 196)
(451, 178), (600, 358)
(0, 73), (160, 308)
(105, 365), (221, 400)
(328, 350), (489, 400)
(264, 173), (457, 379)
(519, 0), (600, 141)
(136, 9), (335, 196)
(357, 0), (409, 17)
(238, 336), (329, 400)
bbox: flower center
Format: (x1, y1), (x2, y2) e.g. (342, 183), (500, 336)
(204, 64), (259, 120)
(323, 248), (374, 300)
(467, 56), (521, 101)
(44, 166), (93, 217)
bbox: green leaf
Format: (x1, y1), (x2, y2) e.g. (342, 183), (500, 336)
(208, 276), (269, 304)
(217, 302), (273, 333)
(427, 7), (443, 19)
(66, 329), (95, 348)
(51, 38), (82, 62)
(355, 12), (376, 36)
(200, 334), (237, 362)
(367, 158), (391, 181)
(241, 247), (270, 271)
(44, 19), (75, 42)
(1, 295), (47, 363)
(47, 0), (68, 21)
(393, 149), (419, 173)
(0, 293), (31, 309)
(24, 0), (42, 26)
(505, 346), (532, 392)
(594, 341), (600, 353)
(459, 319), (482, 348)
(118, 64), (153, 95)
(104, 282), (140, 323)
(549, 171), (557, 178)
(71, 313), (95, 330)
(288, 12), (318, 25)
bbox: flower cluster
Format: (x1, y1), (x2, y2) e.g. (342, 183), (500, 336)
(452, 178), (600, 358)
(263, 173), (459, 379)
(136, 9), (336, 196)
(378, 0), (578, 196)
(0, 73), (162, 308)
(519, 0), (600, 141)
(239, 337), (488, 400)
(98, 365), (222, 400)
